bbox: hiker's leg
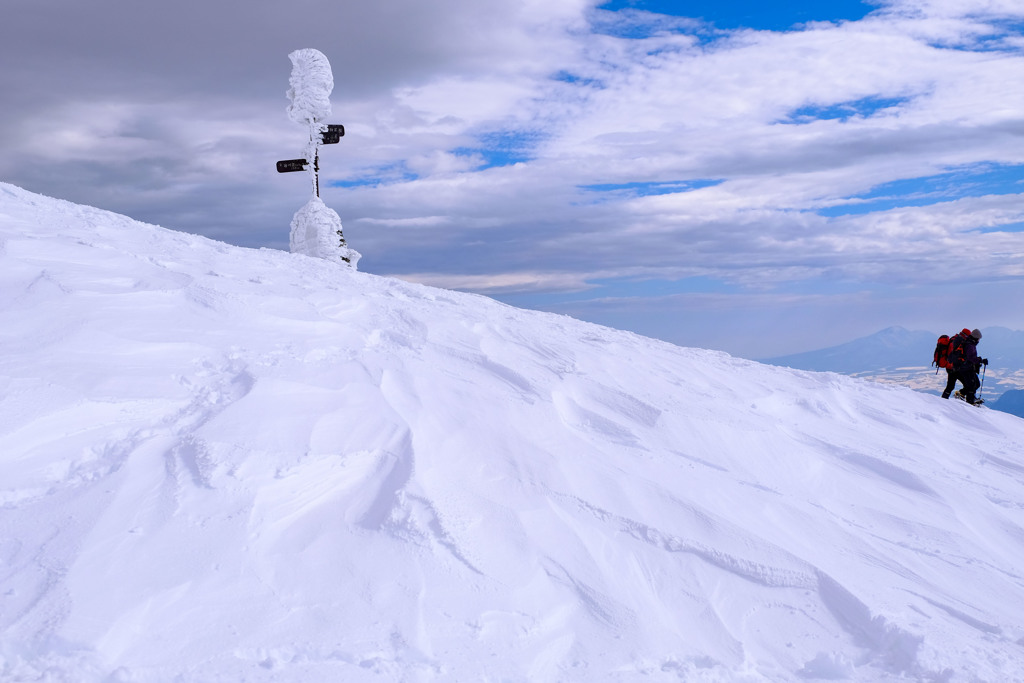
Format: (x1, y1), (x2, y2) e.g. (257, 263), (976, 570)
(942, 369), (957, 398)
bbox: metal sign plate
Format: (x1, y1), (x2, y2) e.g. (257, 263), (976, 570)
(276, 159), (308, 173)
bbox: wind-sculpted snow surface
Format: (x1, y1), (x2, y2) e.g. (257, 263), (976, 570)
(2, 182), (1024, 681)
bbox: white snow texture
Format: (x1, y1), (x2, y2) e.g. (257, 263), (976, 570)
(286, 48), (333, 125)
(290, 196), (361, 267)
(2, 182), (1024, 682)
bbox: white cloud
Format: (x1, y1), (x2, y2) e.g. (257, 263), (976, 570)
(393, 270), (593, 293)
(2, 0), (1023, 354)
(335, 1), (1024, 281)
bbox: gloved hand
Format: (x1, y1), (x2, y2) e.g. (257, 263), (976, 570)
(981, 358), (989, 366)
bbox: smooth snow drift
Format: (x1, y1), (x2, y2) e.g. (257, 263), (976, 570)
(1, 183), (1024, 682)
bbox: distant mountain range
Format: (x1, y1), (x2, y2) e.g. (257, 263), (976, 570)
(760, 326), (1024, 418)
(990, 390), (1024, 416)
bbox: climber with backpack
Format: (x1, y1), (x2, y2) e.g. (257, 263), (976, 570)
(933, 330), (963, 399)
(937, 328), (988, 405)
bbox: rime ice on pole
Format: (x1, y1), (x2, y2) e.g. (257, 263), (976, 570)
(285, 48), (359, 267)
(286, 48), (333, 127)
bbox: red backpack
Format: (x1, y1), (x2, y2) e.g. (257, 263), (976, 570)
(934, 328), (972, 369)
(944, 329), (975, 369)
(933, 335), (952, 368)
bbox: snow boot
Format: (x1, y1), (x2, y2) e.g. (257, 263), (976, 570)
(954, 390), (984, 406)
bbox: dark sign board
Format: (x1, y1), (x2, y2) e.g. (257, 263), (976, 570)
(276, 159), (308, 173)
(320, 125), (345, 144)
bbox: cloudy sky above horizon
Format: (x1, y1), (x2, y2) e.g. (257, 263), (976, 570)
(3, 0), (1023, 358)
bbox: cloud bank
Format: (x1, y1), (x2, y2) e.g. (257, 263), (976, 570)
(1, 0), (1022, 355)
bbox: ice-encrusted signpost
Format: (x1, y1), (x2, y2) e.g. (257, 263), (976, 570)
(279, 48), (360, 267)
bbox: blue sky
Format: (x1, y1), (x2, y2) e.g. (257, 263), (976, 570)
(2, 0), (1024, 357)
(600, 0), (875, 30)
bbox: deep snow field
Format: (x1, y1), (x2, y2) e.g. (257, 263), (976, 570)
(2, 182), (1024, 682)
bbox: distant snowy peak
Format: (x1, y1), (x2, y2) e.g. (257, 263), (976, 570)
(760, 326), (939, 373)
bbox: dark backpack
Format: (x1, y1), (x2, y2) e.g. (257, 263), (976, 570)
(933, 335), (952, 368)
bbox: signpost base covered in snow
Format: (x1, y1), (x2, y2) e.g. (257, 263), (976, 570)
(289, 196), (360, 266)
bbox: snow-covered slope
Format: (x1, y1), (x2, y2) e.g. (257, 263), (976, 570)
(2, 182), (1024, 682)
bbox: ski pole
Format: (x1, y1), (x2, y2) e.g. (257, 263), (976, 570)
(980, 363), (986, 400)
